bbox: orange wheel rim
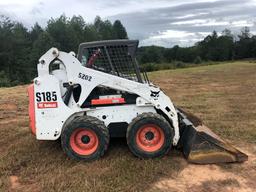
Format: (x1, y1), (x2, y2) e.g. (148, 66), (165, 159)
(135, 124), (165, 152)
(70, 128), (99, 155)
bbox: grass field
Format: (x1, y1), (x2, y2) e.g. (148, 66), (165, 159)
(0, 61), (255, 192)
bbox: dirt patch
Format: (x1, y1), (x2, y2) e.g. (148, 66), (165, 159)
(9, 176), (40, 192)
(0, 119), (18, 125)
(0, 103), (17, 111)
(152, 164), (253, 192)
(10, 176), (21, 190)
(0, 103), (18, 120)
(151, 147), (256, 192)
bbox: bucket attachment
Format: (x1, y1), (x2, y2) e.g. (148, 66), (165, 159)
(177, 108), (248, 164)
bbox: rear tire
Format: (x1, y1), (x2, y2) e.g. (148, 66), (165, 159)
(127, 113), (173, 158)
(61, 116), (109, 161)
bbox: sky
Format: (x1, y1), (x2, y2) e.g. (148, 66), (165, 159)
(1, 0), (256, 47)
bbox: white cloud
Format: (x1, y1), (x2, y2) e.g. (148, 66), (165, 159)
(195, 20), (230, 26)
(172, 19), (229, 26)
(176, 12), (208, 19)
(172, 19), (206, 25)
(151, 30), (195, 39)
(1, 0), (256, 47)
(232, 20), (254, 27)
(140, 30), (207, 47)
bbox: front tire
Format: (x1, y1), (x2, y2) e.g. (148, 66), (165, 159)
(127, 113), (173, 158)
(61, 116), (109, 161)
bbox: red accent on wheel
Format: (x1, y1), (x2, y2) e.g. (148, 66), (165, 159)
(135, 124), (165, 152)
(70, 128), (99, 155)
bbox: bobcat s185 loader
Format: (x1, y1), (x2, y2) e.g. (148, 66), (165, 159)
(28, 40), (248, 163)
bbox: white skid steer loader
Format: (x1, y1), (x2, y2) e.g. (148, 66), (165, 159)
(28, 40), (248, 163)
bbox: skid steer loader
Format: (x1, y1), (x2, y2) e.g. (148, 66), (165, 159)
(28, 40), (248, 163)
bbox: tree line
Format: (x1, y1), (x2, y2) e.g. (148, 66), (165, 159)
(137, 28), (256, 71)
(0, 13), (255, 86)
(0, 15), (128, 86)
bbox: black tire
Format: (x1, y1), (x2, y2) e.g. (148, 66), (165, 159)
(127, 112), (173, 158)
(61, 116), (109, 161)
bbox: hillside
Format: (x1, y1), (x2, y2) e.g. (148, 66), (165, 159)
(0, 61), (255, 192)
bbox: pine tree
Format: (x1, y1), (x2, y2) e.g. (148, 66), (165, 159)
(113, 20), (128, 39)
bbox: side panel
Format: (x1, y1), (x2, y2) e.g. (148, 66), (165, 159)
(34, 75), (74, 140)
(86, 105), (156, 126)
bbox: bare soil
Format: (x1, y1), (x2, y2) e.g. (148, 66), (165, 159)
(0, 61), (255, 192)
(151, 144), (256, 192)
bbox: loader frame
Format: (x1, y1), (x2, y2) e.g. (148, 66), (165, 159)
(34, 46), (180, 145)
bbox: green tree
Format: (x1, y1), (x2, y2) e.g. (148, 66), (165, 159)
(30, 22), (43, 42)
(46, 15), (73, 51)
(84, 24), (99, 41)
(29, 32), (59, 79)
(0, 14), (129, 86)
(68, 15), (86, 51)
(0, 16), (14, 81)
(94, 16), (115, 40)
(235, 27), (252, 59)
(10, 23), (32, 83)
(113, 20), (128, 39)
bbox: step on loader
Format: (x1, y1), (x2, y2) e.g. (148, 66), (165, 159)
(28, 40), (248, 163)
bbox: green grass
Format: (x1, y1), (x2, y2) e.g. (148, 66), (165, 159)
(0, 61), (255, 191)
(150, 61), (256, 143)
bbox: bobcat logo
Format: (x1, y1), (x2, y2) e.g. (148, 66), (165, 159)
(150, 91), (160, 98)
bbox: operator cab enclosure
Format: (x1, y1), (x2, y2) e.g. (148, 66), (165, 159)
(77, 40), (147, 83)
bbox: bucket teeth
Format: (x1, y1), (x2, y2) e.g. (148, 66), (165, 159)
(177, 108), (248, 164)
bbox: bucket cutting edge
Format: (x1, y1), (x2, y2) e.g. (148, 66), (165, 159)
(177, 108), (248, 164)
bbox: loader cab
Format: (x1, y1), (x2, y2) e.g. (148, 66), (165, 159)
(77, 40), (149, 83)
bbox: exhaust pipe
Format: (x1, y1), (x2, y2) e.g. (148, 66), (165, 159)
(177, 108), (248, 164)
